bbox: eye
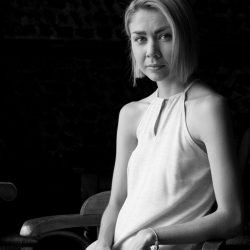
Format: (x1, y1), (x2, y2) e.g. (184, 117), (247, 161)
(159, 33), (172, 41)
(134, 36), (147, 44)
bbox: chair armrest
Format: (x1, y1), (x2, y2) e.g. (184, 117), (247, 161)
(20, 214), (102, 237)
(202, 240), (224, 250)
(202, 235), (250, 250)
(224, 235), (250, 246)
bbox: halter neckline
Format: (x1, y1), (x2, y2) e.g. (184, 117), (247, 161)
(155, 82), (194, 101)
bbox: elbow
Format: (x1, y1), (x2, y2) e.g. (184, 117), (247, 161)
(228, 217), (243, 237)
(219, 209), (244, 239)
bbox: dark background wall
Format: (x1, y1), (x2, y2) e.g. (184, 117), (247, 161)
(1, 0), (250, 233)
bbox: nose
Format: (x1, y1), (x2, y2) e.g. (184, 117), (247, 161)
(146, 40), (161, 59)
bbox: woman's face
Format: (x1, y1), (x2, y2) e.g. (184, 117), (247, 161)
(129, 8), (173, 83)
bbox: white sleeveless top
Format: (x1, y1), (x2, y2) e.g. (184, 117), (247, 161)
(112, 84), (215, 250)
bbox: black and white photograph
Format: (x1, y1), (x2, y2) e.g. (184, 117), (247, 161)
(1, 0), (250, 249)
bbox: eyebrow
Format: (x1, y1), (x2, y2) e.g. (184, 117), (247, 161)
(131, 26), (171, 35)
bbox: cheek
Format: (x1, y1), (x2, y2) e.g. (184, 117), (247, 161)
(165, 51), (172, 61)
(162, 45), (173, 61)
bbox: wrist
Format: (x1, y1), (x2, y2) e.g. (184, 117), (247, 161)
(142, 228), (158, 245)
(135, 228), (155, 247)
(147, 227), (159, 249)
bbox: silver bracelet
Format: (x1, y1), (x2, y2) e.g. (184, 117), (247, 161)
(148, 227), (159, 250)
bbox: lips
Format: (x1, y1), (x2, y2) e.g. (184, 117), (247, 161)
(146, 64), (165, 70)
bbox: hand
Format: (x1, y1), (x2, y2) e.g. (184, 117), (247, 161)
(128, 228), (155, 250)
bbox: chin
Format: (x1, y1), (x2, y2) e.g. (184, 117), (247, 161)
(143, 69), (170, 83)
(146, 73), (169, 83)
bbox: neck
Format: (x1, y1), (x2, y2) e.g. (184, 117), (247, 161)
(156, 79), (186, 99)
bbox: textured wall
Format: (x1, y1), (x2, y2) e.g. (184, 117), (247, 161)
(2, 0), (128, 40)
(3, 0), (250, 41)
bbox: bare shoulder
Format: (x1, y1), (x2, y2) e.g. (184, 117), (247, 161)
(120, 99), (149, 120)
(118, 92), (154, 135)
(186, 82), (228, 114)
(186, 82), (230, 142)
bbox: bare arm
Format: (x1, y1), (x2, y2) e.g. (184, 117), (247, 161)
(94, 103), (138, 249)
(130, 96), (243, 249)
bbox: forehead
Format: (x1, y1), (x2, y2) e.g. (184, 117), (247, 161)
(129, 8), (171, 34)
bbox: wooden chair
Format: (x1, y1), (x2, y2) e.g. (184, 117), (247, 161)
(19, 128), (250, 250)
(20, 191), (110, 249)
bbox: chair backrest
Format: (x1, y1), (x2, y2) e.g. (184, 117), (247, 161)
(0, 182), (17, 201)
(239, 128), (250, 174)
(80, 191), (111, 216)
(80, 191), (111, 238)
(239, 128), (250, 230)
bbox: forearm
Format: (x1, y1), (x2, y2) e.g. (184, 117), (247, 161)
(97, 204), (120, 248)
(153, 210), (242, 245)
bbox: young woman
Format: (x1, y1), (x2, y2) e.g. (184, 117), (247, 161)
(87, 0), (243, 249)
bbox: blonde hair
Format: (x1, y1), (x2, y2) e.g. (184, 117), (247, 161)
(124, 0), (198, 86)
